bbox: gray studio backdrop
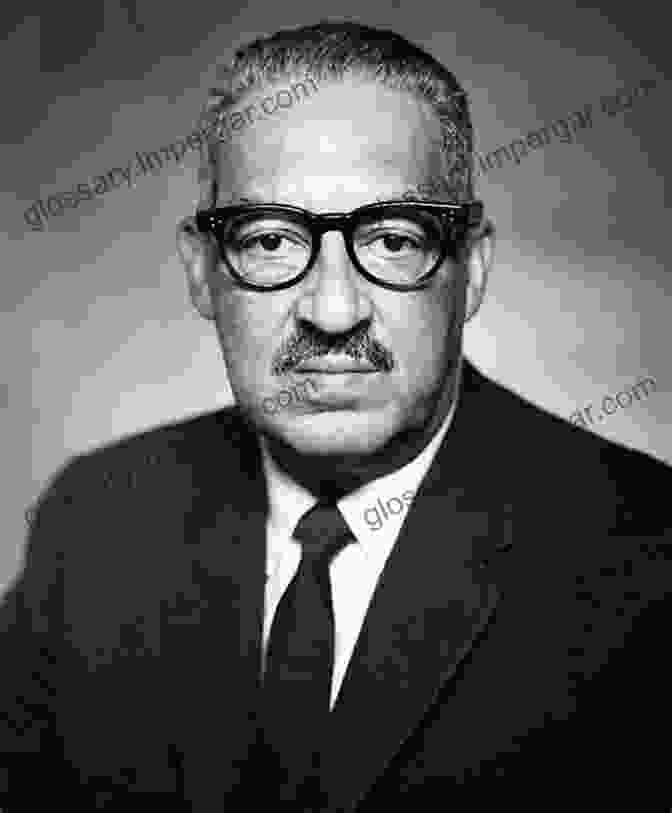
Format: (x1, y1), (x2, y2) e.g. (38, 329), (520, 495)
(1, 0), (670, 593)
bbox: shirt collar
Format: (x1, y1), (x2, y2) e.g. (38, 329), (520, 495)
(260, 373), (460, 561)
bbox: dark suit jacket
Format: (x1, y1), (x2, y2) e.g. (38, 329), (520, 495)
(2, 359), (671, 811)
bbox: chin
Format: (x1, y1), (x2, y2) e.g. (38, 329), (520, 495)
(262, 407), (404, 457)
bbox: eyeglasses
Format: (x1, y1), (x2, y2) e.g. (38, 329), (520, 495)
(194, 200), (484, 291)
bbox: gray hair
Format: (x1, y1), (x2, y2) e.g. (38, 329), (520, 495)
(195, 20), (475, 209)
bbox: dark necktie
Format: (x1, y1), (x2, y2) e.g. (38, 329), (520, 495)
(261, 501), (354, 807)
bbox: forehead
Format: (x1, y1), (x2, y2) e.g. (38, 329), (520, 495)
(212, 76), (446, 210)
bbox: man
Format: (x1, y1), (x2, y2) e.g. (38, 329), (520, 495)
(2, 21), (670, 812)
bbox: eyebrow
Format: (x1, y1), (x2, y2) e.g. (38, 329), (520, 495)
(223, 195), (265, 204)
(372, 189), (432, 203)
(219, 190), (445, 209)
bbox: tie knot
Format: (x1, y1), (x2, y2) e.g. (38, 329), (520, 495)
(292, 502), (354, 562)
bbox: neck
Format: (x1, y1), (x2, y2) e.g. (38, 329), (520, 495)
(263, 356), (462, 499)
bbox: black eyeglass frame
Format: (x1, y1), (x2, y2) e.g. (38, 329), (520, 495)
(194, 199), (484, 292)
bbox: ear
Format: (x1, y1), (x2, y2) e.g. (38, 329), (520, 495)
(176, 215), (216, 320)
(463, 218), (495, 322)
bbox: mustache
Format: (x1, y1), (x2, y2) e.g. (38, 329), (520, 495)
(271, 321), (395, 375)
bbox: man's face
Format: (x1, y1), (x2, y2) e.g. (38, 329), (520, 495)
(181, 77), (489, 457)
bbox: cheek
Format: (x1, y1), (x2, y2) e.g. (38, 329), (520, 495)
(220, 307), (270, 365)
(213, 291), (288, 380)
(385, 290), (459, 384)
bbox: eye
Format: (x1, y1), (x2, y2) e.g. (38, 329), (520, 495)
(229, 217), (311, 257)
(240, 232), (298, 253)
(253, 233), (282, 252)
(357, 225), (428, 260)
(372, 233), (423, 254)
(224, 217), (312, 281)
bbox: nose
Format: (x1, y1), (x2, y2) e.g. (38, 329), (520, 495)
(295, 231), (373, 333)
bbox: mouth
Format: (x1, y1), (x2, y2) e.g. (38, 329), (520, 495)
(294, 356), (379, 374)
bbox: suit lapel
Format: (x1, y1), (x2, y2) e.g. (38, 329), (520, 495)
(321, 361), (514, 811)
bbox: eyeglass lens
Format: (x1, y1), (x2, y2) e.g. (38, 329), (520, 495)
(219, 208), (446, 286)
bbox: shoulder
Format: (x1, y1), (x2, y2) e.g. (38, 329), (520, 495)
(459, 360), (671, 535)
(457, 363), (671, 623)
(17, 406), (263, 608)
(464, 359), (670, 475)
(31, 405), (258, 522)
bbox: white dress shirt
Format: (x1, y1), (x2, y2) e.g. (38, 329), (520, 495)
(259, 383), (460, 710)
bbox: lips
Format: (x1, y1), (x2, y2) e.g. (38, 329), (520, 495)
(294, 356), (379, 373)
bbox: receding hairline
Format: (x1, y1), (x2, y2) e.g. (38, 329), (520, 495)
(195, 21), (476, 207)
